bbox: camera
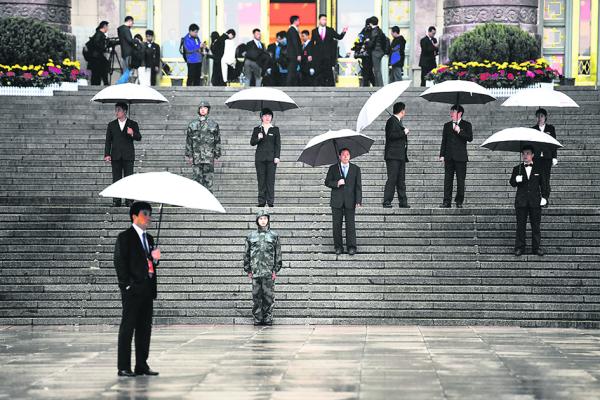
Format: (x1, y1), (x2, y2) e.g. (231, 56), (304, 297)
(107, 37), (120, 48)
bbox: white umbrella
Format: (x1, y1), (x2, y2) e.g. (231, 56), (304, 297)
(420, 80), (496, 105)
(356, 80), (412, 132)
(224, 87), (299, 112)
(298, 129), (374, 167)
(91, 83), (169, 104)
(501, 87), (579, 108)
(480, 127), (563, 152)
(100, 171), (226, 244)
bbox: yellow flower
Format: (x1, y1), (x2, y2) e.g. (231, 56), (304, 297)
(22, 66), (28, 71)
(38, 70), (44, 76)
(47, 62), (54, 67)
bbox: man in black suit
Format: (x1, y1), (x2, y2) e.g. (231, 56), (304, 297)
(311, 14), (347, 86)
(532, 108), (558, 205)
(286, 15), (302, 86)
(325, 148), (362, 256)
(510, 145), (549, 257)
(299, 30), (315, 86)
(266, 31), (288, 86)
(117, 16), (135, 84)
(114, 202), (161, 377)
(144, 30), (161, 86)
(251, 108), (281, 207)
(104, 102), (142, 207)
(439, 105), (473, 208)
(418, 26), (438, 87)
(244, 28), (266, 86)
(383, 102), (410, 208)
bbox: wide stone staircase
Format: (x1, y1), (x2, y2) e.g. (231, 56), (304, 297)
(0, 86), (599, 327)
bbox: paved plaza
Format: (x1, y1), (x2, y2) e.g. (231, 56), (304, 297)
(1, 325), (600, 399)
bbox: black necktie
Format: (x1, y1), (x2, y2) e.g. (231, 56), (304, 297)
(142, 233), (149, 256)
(525, 164), (533, 167)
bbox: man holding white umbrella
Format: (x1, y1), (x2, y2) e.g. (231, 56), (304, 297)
(510, 145), (549, 257)
(532, 108), (558, 206)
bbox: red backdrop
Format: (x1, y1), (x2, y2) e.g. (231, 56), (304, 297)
(268, 2), (317, 44)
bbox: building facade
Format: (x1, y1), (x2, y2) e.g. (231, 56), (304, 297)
(65, 0), (599, 85)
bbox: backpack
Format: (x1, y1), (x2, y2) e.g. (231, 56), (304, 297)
(179, 37), (187, 62)
(82, 38), (93, 61)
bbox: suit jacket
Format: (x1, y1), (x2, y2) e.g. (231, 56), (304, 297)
(418, 35), (437, 69)
(144, 42), (161, 69)
(384, 116), (408, 161)
(114, 226), (158, 299)
(244, 40), (266, 62)
(104, 119), (142, 161)
(325, 163), (362, 209)
(531, 123), (557, 159)
(310, 26), (346, 66)
(300, 41), (314, 73)
(251, 125), (281, 162)
(117, 24), (134, 58)
(510, 163), (549, 208)
(440, 119), (473, 162)
(286, 26), (302, 59)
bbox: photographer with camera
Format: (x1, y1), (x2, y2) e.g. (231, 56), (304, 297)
(87, 21), (110, 86)
(353, 19), (375, 87)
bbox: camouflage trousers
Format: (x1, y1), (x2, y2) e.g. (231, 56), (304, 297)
(252, 277), (275, 324)
(192, 163), (214, 193)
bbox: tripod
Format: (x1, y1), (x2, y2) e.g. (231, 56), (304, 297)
(107, 46), (123, 84)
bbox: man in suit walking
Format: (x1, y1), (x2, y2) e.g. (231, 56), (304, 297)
(325, 148), (362, 256)
(311, 14), (347, 86)
(510, 145), (549, 256)
(532, 108), (558, 205)
(117, 16), (135, 84)
(286, 16), (302, 86)
(244, 28), (266, 87)
(439, 105), (473, 208)
(104, 102), (141, 207)
(418, 26), (438, 87)
(383, 102), (410, 208)
(114, 202), (161, 377)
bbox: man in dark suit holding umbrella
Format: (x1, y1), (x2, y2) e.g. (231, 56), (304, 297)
(325, 148), (362, 256)
(383, 102), (410, 208)
(104, 102), (142, 207)
(114, 201), (161, 377)
(510, 145), (549, 256)
(532, 108), (557, 205)
(439, 104), (473, 208)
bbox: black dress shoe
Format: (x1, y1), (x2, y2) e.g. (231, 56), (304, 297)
(348, 247), (356, 256)
(112, 201), (122, 207)
(514, 249), (523, 257)
(135, 368), (159, 376)
(263, 320), (273, 326)
(253, 321), (263, 326)
(118, 370), (136, 377)
(399, 204), (411, 208)
(382, 203), (392, 208)
(257, 203), (266, 207)
(439, 203), (451, 208)
(533, 248), (545, 256)
(456, 203), (463, 208)
(335, 248), (343, 256)
(267, 204), (274, 207)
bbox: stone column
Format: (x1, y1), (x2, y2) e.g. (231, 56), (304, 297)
(0, 0), (72, 32)
(441, 0), (538, 63)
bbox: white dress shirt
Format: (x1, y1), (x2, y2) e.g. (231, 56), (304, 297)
(524, 164), (533, 179)
(132, 223), (149, 253)
(118, 118), (127, 131)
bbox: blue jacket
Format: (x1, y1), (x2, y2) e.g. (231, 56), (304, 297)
(184, 33), (202, 63)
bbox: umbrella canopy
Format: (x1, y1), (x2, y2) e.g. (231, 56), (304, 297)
(420, 80), (496, 105)
(480, 127), (563, 152)
(91, 83), (169, 104)
(224, 87), (299, 112)
(99, 171), (225, 213)
(356, 80), (412, 132)
(298, 129), (374, 167)
(501, 87), (579, 108)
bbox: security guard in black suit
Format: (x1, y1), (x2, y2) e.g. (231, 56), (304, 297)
(439, 104), (473, 208)
(325, 148), (362, 256)
(251, 108), (281, 207)
(114, 202), (160, 377)
(532, 108), (558, 205)
(383, 102), (410, 208)
(509, 145), (549, 257)
(104, 102), (141, 207)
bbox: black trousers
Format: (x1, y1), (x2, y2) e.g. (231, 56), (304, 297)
(150, 68), (158, 86)
(421, 66), (434, 86)
(538, 158), (553, 198)
(117, 282), (153, 371)
(383, 159), (407, 205)
(111, 159), (134, 183)
(286, 59), (299, 86)
(90, 58), (109, 85)
(443, 159), (467, 205)
(332, 206), (356, 250)
(255, 160), (276, 205)
(515, 206), (542, 252)
(316, 61), (335, 86)
(187, 62), (202, 86)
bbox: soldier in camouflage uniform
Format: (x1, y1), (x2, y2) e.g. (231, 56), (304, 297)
(243, 209), (282, 326)
(185, 100), (222, 193)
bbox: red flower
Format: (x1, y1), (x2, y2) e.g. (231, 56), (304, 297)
(491, 73), (499, 79)
(458, 71), (467, 77)
(526, 70), (535, 78)
(534, 69), (543, 75)
(6, 71), (15, 77)
(22, 72), (33, 80)
(42, 71), (49, 77)
(499, 69), (506, 76)
(437, 66), (447, 73)
(507, 73), (515, 80)
(479, 72), (491, 81)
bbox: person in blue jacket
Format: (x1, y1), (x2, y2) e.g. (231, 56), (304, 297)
(183, 24), (205, 86)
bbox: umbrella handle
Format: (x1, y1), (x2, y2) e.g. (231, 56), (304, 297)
(155, 203), (163, 247)
(332, 139), (343, 177)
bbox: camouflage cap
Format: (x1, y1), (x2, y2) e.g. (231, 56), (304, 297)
(198, 100), (211, 109)
(256, 209), (271, 222)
